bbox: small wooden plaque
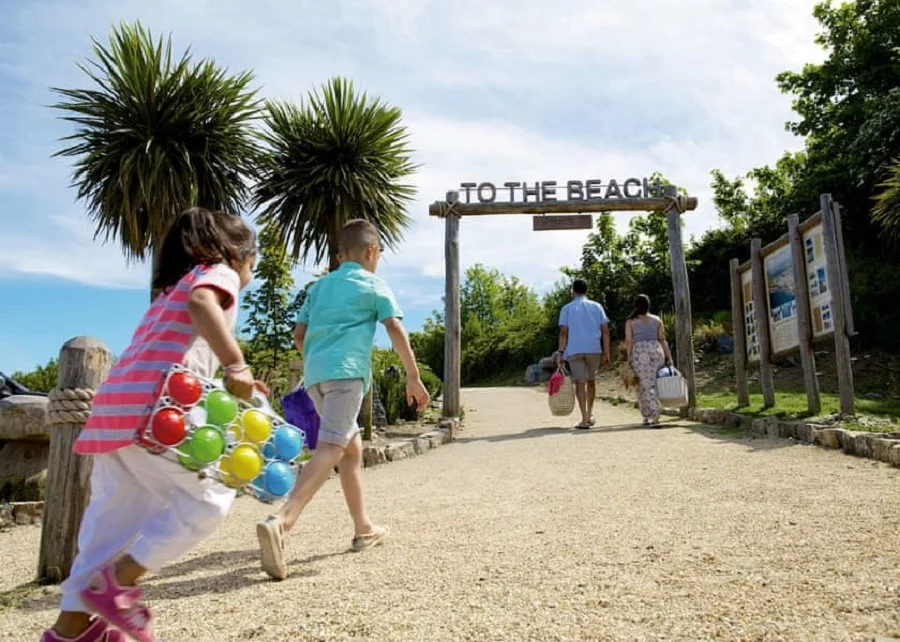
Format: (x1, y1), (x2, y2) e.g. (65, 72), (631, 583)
(532, 214), (592, 231)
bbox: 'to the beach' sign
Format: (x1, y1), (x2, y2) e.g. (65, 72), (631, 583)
(458, 177), (662, 204)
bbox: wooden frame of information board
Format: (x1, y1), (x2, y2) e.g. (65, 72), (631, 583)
(729, 194), (855, 415)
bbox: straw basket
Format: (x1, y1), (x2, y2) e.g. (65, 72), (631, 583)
(548, 368), (576, 416)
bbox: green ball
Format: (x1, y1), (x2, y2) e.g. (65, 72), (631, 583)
(176, 442), (202, 471)
(206, 390), (238, 426)
(190, 426), (226, 464)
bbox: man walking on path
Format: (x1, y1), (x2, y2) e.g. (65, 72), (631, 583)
(555, 279), (610, 428)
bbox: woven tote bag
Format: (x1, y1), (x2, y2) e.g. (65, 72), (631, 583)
(656, 366), (689, 409)
(548, 368), (576, 416)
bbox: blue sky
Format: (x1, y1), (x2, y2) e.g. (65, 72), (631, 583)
(0, 0), (823, 374)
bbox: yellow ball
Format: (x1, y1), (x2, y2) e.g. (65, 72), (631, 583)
(227, 424), (243, 442)
(218, 456), (242, 488)
(230, 444), (263, 481)
(241, 409), (272, 443)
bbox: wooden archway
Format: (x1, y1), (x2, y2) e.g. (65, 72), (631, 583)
(428, 181), (699, 429)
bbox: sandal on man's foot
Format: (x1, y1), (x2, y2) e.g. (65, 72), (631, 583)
(257, 516), (287, 581)
(575, 421), (591, 430)
(351, 525), (389, 552)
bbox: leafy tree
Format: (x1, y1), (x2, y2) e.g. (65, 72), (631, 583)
(11, 359), (59, 393)
(241, 223), (302, 376)
(873, 159), (900, 245)
(51, 21), (261, 299)
(253, 77), (417, 271)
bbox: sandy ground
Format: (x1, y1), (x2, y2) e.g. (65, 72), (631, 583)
(2, 388), (899, 641)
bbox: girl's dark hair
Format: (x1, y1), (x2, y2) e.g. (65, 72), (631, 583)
(153, 207), (257, 293)
(629, 294), (651, 320)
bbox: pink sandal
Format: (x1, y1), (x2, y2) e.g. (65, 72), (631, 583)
(78, 565), (156, 642)
(41, 617), (127, 641)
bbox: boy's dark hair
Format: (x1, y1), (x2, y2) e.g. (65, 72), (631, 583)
(629, 294), (651, 319)
(153, 207), (256, 293)
(338, 219), (381, 256)
(572, 279), (588, 295)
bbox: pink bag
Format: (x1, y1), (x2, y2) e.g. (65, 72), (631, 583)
(548, 370), (565, 396)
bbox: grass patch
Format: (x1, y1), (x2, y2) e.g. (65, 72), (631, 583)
(698, 389), (900, 424)
(0, 581), (45, 612)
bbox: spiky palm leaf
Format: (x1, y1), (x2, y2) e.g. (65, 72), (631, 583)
(873, 158), (900, 245)
(253, 77), (418, 270)
(52, 21), (261, 266)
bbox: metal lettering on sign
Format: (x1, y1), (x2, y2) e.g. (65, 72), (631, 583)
(532, 215), (593, 231)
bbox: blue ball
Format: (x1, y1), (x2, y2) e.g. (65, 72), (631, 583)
(261, 440), (277, 460)
(273, 425), (303, 461)
(251, 474), (274, 503)
(264, 461), (295, 497)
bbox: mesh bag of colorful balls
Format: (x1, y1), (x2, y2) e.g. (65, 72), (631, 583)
(137, 364), (305, 503)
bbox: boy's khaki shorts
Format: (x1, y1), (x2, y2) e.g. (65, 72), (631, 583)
(307, 379), (366, 448)
(568, 353), (602, 383)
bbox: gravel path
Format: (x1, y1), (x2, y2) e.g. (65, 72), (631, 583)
(2, 387), (899, 641)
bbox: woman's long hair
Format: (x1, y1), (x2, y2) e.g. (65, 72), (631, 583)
(628, 294), (651, 320)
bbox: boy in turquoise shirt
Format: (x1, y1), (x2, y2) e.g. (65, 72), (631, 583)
(256, 219), (430, 580)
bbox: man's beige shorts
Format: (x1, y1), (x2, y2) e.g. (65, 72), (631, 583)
(568, 353), (602, 382)
(306, 379), (365, 448)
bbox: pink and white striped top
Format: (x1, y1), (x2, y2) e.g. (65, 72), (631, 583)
(74, 264), (240, 455)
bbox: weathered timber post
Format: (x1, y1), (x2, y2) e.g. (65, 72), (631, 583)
(663, 186), (697, 413)
(729, 258), (750, 406)
(443, 191), (462, 430)
(787, 214), (821, 415)
(38, 336), (112, 583)
(831, 201), (855, 336)
(821, 194), (855, 415)
(750, 239), (776, 408)
(361, 370), (374, 441)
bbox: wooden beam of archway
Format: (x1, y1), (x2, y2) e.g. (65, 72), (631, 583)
(435, 186), (699, 425)
(429, 196), (698, 217)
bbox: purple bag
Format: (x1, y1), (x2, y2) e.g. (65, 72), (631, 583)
(281, 385), (321, 450)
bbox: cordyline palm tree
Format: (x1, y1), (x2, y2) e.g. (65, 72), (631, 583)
(252, 77), (418, 271)
(52, 20), (261, 299)
(873, 158), (900, 246)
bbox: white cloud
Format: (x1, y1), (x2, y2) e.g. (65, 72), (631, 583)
(0, 0), (824, 312)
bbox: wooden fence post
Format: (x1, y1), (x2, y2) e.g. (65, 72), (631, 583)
(663, 187), (697, 413)
(750, 239), (776, 408)
(361, 372), (374, 441)
(443, 192), (462, 428)
(38, 336), (111, 584)
(831, 201), (856, 336)
(787, 214), (821, 415)
(820, 194), (855, 415)
(729, 259), (750, 406)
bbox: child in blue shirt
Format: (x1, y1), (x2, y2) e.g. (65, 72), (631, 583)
(256, 219), (430, 580)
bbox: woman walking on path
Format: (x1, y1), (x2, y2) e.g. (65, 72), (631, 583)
(625, 294), (673, 427)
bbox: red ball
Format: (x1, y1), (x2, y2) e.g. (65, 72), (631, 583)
(167, 371), (202, 406)
(151, 408), (186, 446)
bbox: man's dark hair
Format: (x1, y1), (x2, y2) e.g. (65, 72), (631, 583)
(572, 279), (588, 295)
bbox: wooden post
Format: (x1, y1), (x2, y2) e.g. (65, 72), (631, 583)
(821, 194), (855, 415)
(663, 190), (697, 412)
(38, 336), (112, 584)
(787, 214), (821, 415)
(443, 192), (462, 425)
(831, 201), (855, 336)
(729, 259), (750, 406)
(361, 370), (374, 441)
(750, 238), (776, 408)
(288, 359), (303, 390)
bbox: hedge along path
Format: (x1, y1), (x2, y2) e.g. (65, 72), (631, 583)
(2, 387), (899, 641)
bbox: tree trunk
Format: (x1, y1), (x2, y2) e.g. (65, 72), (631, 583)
(150, 235), (165, 302)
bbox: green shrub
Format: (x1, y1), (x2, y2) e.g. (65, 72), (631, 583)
(372, 348), (442, 425)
